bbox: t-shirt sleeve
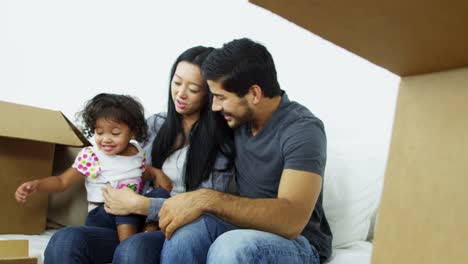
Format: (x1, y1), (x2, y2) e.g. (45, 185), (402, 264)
(281, 118), (327, 177)
(71, 147), (102, 178)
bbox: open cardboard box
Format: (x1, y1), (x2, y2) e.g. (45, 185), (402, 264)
(0, 101), (89, 235)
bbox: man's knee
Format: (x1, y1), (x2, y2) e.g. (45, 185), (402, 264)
(164, 214), (212, 248)
(162, 214), (221, 262)
(114, 232), (165, 264)
(113, 235), (138, 261)
(207, 230), (260, 263)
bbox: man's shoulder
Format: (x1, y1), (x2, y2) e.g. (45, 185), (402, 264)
(278, 101), (323, 130)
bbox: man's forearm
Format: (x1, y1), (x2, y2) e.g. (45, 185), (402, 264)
(199, 189), (311, 239)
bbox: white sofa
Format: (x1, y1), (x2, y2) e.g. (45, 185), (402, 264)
(324, 149), (383, 263)
(1, 144), (383, 264)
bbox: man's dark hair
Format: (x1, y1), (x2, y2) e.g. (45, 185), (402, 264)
(202, 38), (281, 98)
(80, 93), (149, 143)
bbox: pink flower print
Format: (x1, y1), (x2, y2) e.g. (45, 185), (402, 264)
(86, 162), (91, 167)
(83, 154), (88, 159)
(115, 183), (127, 189)
(85, 172), (90, 177)
(116, 179), (142, 193)
(137, 180), (143, 193)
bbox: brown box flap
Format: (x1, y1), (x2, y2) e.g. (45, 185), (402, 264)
(0, 101), (89, 147)
(249, 0), (468, 76)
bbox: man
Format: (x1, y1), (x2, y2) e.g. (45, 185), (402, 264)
(157, 38), (332, 263)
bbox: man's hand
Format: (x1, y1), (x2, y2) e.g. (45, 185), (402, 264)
(102, 184), (140, 215)
(15, 180), (39, 204)
(158, 190), (207, 239)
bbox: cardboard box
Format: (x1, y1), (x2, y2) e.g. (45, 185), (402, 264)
(249, 1), (468, 263)
(0, 101), (89, 234)
(0, 240), (36, 264)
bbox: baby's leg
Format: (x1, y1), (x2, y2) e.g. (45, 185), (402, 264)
(86, 204), (116, 229)
(117, 224), (138, 241)
(143, 222), (160, 232)
(115, 214), (142, 241)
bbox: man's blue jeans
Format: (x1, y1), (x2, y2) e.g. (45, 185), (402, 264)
(160, 213), (320, 264)
(45, 213), (319, 264)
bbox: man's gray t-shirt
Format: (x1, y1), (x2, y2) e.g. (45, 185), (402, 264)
(235, 92), (332, 261)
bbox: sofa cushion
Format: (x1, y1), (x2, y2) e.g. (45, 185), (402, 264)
(327, 241), (373, 264)
(323, 148), (384, 248)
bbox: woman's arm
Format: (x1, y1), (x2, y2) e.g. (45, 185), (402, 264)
(199, 152), (235, 193)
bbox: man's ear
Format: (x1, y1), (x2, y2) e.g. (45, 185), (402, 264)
(249, 85), (263, 104)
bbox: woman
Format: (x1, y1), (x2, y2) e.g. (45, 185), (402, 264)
(44, 46), (235, 264)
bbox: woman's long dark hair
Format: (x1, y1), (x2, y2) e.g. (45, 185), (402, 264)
(151, 46), (235, 191)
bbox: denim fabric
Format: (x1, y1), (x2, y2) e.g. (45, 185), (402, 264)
(113, 231), (166, 264)
(44, 226), (119, 264)
(86, 204), (142, 228)
(160, 213), (237, 263)
(161, 214), (320, 264)
(46, 213), (320, 264)
(207, 230), (320, 264)
(145, 187), (171, 199)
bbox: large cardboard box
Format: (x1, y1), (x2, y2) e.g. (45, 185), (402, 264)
(0, 101), (88, 234)
(249, 1), (468, 263)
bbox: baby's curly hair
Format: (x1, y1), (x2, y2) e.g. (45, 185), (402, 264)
(79, 93), (148, 143)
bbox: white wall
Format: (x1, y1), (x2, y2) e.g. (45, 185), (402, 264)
(1, 0), (400, 189)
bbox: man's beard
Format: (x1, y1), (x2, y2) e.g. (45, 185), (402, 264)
(224, 105), (254, 129)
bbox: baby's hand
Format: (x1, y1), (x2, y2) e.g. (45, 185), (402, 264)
(156, 172), (173, 193)
(15, 181), (39, 204)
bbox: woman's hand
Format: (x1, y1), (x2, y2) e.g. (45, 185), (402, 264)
(102, 184), (147, 216)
